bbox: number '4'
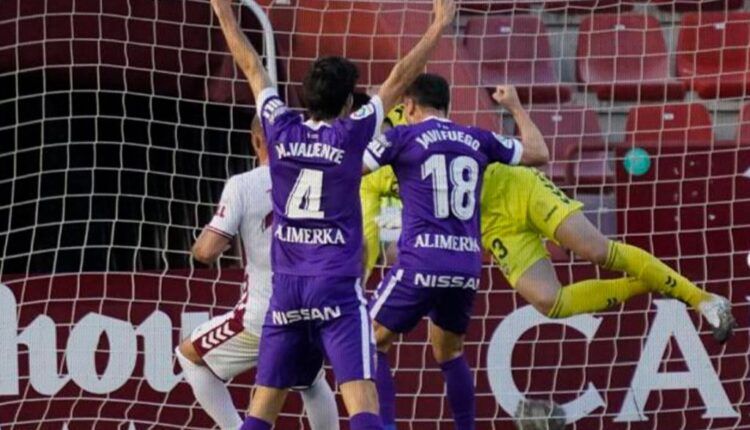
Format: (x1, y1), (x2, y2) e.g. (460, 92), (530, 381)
(285, 168), (324, 219)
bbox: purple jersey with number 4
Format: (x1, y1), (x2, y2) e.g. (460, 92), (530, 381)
(258, 88), (384, 277)
(363, 117), (523, 277)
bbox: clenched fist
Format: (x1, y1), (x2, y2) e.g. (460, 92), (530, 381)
(492, 85), (522, 112)
(434, 0), (457, 29)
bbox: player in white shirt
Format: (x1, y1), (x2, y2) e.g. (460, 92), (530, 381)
(175, 117), (339, 430)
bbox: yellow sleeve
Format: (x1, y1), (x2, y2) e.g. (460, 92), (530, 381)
(479, 164), (504, 251)
(385, 104), (407, 128)
(361, 168), (389, 276)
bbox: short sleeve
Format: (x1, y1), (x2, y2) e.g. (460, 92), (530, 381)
(257, 87), (301, 140)
(340, 95), (385, 151)
(206, 177), (243, 239)
(477, 129), (524, 166)
(363, 127), (400, 172)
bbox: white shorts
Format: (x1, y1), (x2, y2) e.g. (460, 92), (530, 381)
(190, 311), (259, 381)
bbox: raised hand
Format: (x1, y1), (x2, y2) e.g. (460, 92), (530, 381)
(492, 85), (522, 112)
(210, 0), (273, 97)
(434, 0), (457, 29)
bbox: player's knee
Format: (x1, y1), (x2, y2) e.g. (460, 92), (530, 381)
(432, 343), (463, 364)
(578, 239), (609, 266)
(340, 380), (380, 416)
(177, 338), (204, 365)
(530, 291), (558, 317)
(430, 332), (464, 364)
(374, 322), (397, 353)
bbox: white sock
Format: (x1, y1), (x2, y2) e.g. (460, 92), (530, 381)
(175, 348), (243, 430)
(300, 377), (340, 430)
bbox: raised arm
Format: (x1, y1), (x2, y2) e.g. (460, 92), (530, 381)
(493, 85), (550, 167)
(377, 0), (456, 113)
(210, 0), (273, 99)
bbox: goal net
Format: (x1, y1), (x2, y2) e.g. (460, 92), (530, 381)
(1, 0), (748, 429)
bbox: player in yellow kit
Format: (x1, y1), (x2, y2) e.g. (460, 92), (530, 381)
(362, 106), (736, 343)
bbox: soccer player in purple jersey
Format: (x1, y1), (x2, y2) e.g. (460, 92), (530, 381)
(362, 76), (550, 430)
(209, 0), (456, 429)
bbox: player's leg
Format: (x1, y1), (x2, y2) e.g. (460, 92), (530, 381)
(244, 387), (288, 429)
(512, 258), (562, 316)
(175, 342), (242, 430)
(428, 288), (477, 430)
(243, 275), (320, 428)
(554, 211), (736, 341)
(513, 256), (650, 318)
(373, 322), (399, 430)
(244, 322), (300, 428)
(317, 277), (384, 430)
(369, 268), (435, 430)
(299, 370), (340, 430)
(554, 211), (707, 304)
(512, 171), (652, 318)
(176, 312), (254, 430)
(429, 322), (474, 430)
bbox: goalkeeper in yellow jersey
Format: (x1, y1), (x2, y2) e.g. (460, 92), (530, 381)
(363, 105), (736, 344)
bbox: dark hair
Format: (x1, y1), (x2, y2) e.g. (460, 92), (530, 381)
(351, 92), (372, 112)
(302, 56), (359, 120)
(404, 73), (450, 113)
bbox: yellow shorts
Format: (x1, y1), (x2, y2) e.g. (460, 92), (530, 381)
(482, 167), (583, 287)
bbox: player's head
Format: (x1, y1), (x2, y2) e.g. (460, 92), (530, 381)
(403, 73), (451, 124)
(250, 115), (268, 165)
(302, 56), (360, 121)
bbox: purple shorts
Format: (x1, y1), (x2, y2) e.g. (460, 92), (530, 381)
(368, 267), (478, 335)
(256, 274), (375, 388)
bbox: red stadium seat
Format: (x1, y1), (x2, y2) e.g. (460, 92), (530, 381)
(457, 0), (533, 13)
(616, 139), (749, 249)
(425, 39), (499, 131)
(544, 1), (634, 13)
(278, 1), (500, 129)
(620, 102), (749, 242)
(577, 14), (685, 102)
(463, 15), (571, 104)
(517, 107), (609, 186)
(649, 0), (743, 11)
(625, 103), (714, 149)
(738, 103), (750, 145)
(677, 12), (750, 99)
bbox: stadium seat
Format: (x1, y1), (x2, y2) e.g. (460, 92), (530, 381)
(518, 107), (610, 186)
(737, 102), (750, 145)
(426, 40), (499, 131)
(544, 1), (634, 13)
(625, 103), (714, 148)
(577, 14), (685, 102)
(616, 138), (748, 245)
(278, 1), (500, 129)
(649, 0), (744, 12)
(677, 12), (750, 99)
(620, 102), (722, 237)
(457, 0), (532, 13)
(463, 15), (571, 104)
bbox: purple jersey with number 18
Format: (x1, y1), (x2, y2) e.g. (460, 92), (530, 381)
(363, 116), (523, 278)
(258, 88), (384, 277)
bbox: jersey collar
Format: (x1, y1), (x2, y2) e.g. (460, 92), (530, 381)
(422, 115), (452, 123)
(304, 119), (332, 130)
